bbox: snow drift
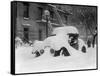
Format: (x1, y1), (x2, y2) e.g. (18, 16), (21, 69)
(15, 26), (97, 73)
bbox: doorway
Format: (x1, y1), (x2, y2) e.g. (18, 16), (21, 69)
(23, 27), (29, 43)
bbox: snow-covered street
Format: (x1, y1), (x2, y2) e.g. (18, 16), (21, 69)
(15, 45), (97, 73)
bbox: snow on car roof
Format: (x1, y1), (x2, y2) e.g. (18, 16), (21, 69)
(52, 26), (79, 35)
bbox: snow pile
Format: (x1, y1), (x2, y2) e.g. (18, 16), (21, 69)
(15, 26), (96, 73)
(44, 34), (68, 50)
(44, 26), (81, 56)
(32, 40), (44, 52)
(15, 38), (97, 73)
(15, 37), (23, 48)
(15, 46), (33, 63)
(15, 46), (96, 73)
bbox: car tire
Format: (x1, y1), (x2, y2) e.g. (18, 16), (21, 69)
(54, 50), (61, 57)
(81, 46), (86, 53)
(35, 51), (41, 57)
(50, 48), (55, 56)
(40, 49), (44, 54)
(61, 47), (70, 56)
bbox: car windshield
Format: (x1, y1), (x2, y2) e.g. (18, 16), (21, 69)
(68, 33), (79, 39)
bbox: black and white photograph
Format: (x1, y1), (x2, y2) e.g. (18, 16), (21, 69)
(11, 1), (97, 74)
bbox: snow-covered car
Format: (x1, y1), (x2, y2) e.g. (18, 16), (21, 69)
(44, 34), (71, 57)
(44, 26), (87, 57)
(32, 26), (87, 57)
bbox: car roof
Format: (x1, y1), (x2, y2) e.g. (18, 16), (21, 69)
(52, 26), (79, 35)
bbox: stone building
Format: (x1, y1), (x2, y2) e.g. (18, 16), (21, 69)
(15, 2), (71, 42)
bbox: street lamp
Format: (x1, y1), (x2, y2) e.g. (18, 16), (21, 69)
(44, 9), (50, 37)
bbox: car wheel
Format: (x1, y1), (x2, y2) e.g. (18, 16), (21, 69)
(35, 51), (41, 57)
(50, 48), (55, 56)
(61, 47), (70, 56)
(81, 46), (86, 53)
(54, 50), (61, 57)
(40, 49), (44, 54)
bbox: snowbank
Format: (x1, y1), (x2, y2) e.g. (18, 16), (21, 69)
(15, 26), (96, 73)
(15, 46), (96, 73)
(15, 37), (23, 48)
(32, 40), (44, 52)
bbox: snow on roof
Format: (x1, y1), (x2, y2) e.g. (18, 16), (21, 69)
(52, 26), (79, 35)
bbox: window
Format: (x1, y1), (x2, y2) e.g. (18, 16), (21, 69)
(50, 11), (54, 20)
(64, 15), (68, 24)
(23, 2), (29, 18)
(38, 7), (43, 20)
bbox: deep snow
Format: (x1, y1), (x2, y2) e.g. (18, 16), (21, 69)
(15, 45), (97, 73)
(15, 26), (97, 74)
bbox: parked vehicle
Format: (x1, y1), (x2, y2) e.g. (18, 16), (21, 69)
(32, 26), (87, 57)
(44, 26), (87, 56)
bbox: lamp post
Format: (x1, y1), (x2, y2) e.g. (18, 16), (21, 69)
(44, 10), (50, 37)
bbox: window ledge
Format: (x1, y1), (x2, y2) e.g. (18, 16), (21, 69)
(36, 19), (60, 27)
(23, 17), (29, 20)
(22, 24), (31, 26)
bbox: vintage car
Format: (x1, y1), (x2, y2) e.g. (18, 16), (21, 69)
(44, 26), (87, 57)
(32, 26), (87, 57)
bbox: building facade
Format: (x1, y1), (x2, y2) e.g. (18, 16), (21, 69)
(15, 2), (70, 42)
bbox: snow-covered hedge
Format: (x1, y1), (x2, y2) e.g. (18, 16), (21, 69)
(15, 37), (23, 48)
